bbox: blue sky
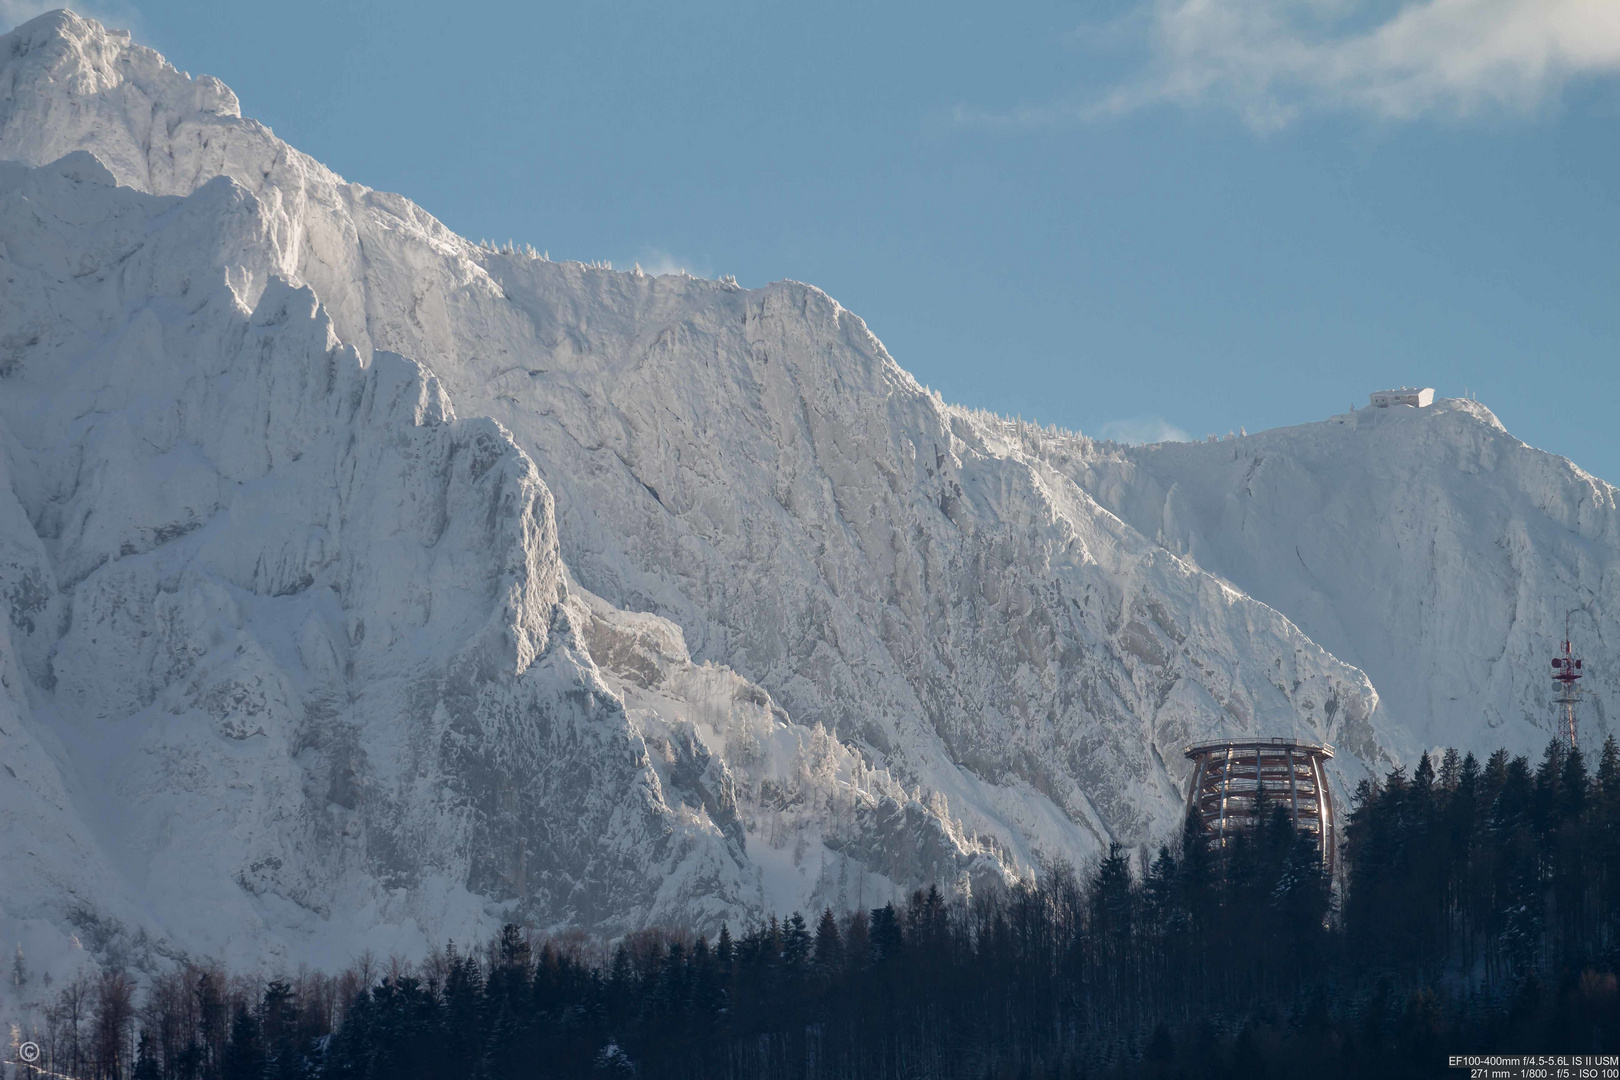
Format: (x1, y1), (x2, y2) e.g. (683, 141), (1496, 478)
(14, 0), (1620, 477)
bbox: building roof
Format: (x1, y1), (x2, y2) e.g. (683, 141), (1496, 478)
(1183, 737), (1335, 759)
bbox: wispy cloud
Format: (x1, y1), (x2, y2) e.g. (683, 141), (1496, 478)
(1100, 416), (1192, 445)
(959, 0), (1620, 130)
(1, 1), (142, 36)
(632, 249), (713, 280)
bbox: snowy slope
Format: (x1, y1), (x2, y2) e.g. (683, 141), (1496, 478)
(0, 144), (1009, 989)
(0, 13), (1033, 988)
(6, 8), (1578, 991)
(1075, 401), (1620, 758)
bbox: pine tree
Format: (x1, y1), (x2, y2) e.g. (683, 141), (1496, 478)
(812, 907), (843, 986)
(1451, 752), (1485, 965)
(869, 904), (903, 966)
(1090, 842), (1136, 1025)
(1597, 737), (1620, 951)
(605, 944), (635, 1032)
(132, 1028), (160, 1080)
(1599, 737), (1620, 798)
(441, 942), (484, 1075)
(782, 912), (812, 977)
(1439, 747), (1462, 794)
(688, 934), (727, 1043)
(1534, 739), (1568, 842)
(220, 1000), (263, 1080)
(715, 923), (734, 968)
(194, 970), (227, 1080)
(261, 980), (301, 1080)
(1415, 750), (1436, 799)
(485, 925), (536, 1080)
(1560, 745), (1589, 822)
(1272, 824), (1330, 965)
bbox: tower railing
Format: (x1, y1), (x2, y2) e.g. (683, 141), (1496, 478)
(1183, 738), (1337, 875)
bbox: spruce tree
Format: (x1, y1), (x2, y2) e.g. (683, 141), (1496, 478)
(441, 942), (484, 1075)
(220, 1001), (263, 1080)
(132, 1028), (160, 1080)
(261, 980), (301, 1080)
(869, 904), (903, 966)
(812, 908), (843, 986)
(782, 912), (812, 978)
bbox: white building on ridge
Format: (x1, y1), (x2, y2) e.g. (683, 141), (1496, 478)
(1370, 387), (1435, 408)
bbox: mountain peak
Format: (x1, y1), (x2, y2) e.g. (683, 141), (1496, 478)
(3, 9), (138, 94)
(1438, 395), (1508, 432)
(6, 7), (111, 41)
(2, 11), (1614, 1001)
(1, 8), (248, 195)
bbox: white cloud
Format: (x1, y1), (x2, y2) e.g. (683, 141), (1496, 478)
(958, 0), (1620, 129)
(1099, 416), (1192, 445)
(1118, 0), (1620, 126)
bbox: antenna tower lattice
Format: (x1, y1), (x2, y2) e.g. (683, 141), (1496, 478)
(1552, 612), (1585, 749)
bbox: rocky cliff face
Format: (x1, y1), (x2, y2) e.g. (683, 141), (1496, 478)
(0, 13), (1026, 985)
(1073, 400), (1620, 759)
(2, 10), (1604, 993)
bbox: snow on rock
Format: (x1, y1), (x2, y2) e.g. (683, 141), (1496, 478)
(571, 579), (1010, 926)
(457, 263), (1388, 858)
(8, 9), (1580, 992)
(0, 13), (1004, 994)
(1074, 400), (1620, 759)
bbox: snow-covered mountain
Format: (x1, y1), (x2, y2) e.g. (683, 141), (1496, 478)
(1075, 401), (1620, 758)
(0, 11), (1608, 991)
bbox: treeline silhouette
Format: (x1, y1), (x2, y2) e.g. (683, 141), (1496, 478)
(15, 740), (1620, 1079)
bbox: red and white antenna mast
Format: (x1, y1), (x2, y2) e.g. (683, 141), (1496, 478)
(1552, 611), (1584, 749)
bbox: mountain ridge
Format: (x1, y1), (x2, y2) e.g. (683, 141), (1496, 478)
(1072, 397), (1620, 757)
(0, 9), (1606, 1002)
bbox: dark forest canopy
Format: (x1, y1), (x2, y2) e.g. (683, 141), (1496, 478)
(14, 739), (1620, 1080)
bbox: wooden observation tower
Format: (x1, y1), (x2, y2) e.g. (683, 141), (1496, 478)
(1183, 738), (1337, 875)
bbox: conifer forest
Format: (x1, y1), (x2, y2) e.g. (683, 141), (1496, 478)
(13, 739), (1620, 1079)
